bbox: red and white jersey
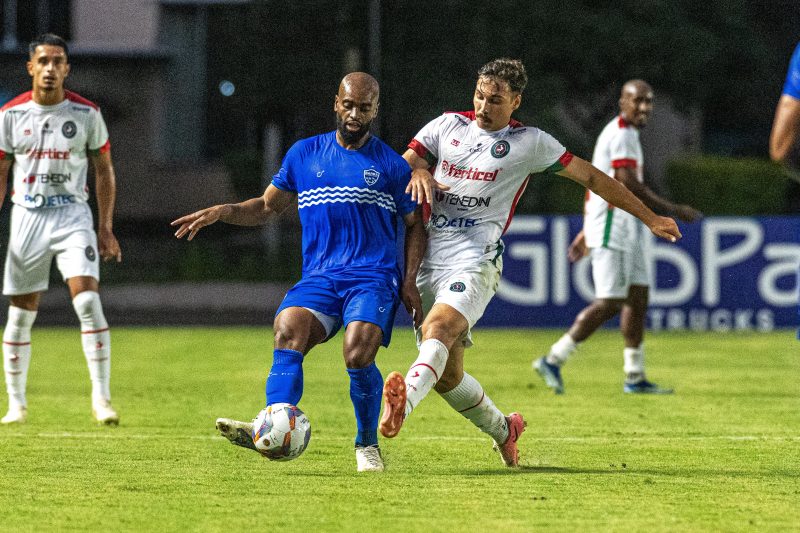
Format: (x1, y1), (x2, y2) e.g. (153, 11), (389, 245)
(584, 116), (645, 251)
(0, 91), (110, 209)
(409, 111), (572, 268)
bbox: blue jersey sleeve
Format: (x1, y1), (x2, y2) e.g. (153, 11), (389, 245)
(782, 42), (800, 99)
(391, 158), (417, 217)
(271, 142), (302, 192)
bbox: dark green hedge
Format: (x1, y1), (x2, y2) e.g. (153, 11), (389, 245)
(666, 156), (796, 215)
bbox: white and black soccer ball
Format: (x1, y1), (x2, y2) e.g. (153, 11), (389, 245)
(251, 403), (311, 461)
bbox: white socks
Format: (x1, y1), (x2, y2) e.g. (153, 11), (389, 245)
(72, 291), (112, 402)
(440, 372), (509, 445)
(546, 333), (578, 366)
(3, 306), (37, 409)
(623, 344), (645, 378)
(404, 338), (449, 417)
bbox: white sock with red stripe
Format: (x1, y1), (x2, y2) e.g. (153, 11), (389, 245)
(3, 306), (37, 409)
(404, 338), (448, 417)
(439, 372), (508, 444)
(72, 291), (111, 402)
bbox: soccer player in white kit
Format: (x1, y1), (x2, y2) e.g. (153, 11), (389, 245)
(534, 80), (701, 395)
(379, 59), (682, 466)
(0, 34), (122, 425)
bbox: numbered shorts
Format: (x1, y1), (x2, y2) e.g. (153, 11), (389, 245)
(275, 271), (401, 347)
(416, 258), (502, 348)
(3, 203), (99, 296)
(589, 244), (650, 299)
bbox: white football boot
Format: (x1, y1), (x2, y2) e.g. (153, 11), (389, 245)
(92, 398), (120, 426)
(355, 445), (384, 472)
(1, 405), (27, 424)
(216, 418), (259, 452)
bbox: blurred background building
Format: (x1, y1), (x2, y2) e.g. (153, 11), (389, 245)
(0, 0), (797, 324)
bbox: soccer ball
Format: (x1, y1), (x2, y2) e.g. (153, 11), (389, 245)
(251, 403), (311, 461)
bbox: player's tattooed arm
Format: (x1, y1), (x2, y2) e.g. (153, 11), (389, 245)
(402, 149), (450, 205)
(401, 207), (426, 327)
(558, 155), (682, 243)
(614, 166), (702, 222)
(172, 184), (295, 241)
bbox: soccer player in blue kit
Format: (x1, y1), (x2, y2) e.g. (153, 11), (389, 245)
(172, 73), (425, 472)
(770, 41), (800, 336)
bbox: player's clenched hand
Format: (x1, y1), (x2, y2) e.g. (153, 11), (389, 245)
(405, 167), (450, 205)
(648, 215), (682, 243)
(567, 231), (588, 263)
(171, 205), (229, 241)
(401, 279), (424, 328)
(98, 228), (122, 262)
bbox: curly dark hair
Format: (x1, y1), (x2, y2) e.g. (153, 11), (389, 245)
(29, 33), (68, 60)
(477, 58), (528, 93)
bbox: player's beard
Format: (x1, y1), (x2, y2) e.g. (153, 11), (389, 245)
(336, 115), (372, 145)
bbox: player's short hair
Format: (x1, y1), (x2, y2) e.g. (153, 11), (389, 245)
(478, 58), (528, 93)
(29, 33), (69, 60)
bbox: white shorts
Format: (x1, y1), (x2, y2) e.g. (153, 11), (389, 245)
(590, 244), (650, 299)
(416, 257), (502, 348)
(3, 203), (99, 296)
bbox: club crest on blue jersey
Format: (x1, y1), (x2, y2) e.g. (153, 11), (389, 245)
(490, 140), (510, 158)
(363, 168), (380, 186)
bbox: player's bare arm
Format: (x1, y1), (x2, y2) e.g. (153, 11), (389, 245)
(558, 155), (682, 242)
(90, 150), (122, 262)
(0, 159), (11, 210)
(567, 230), (587, 263)
(769, 94), (800, 162)
(172, 184), (295, 241)
(401, 207), (426, 327)
(402, 149), (450, 204)
(614, 166), (702, 222)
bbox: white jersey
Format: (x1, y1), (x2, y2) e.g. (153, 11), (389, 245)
(0, 91), (110, 209)
(584, 116), (645, 250)
(410, 111), (571, 269)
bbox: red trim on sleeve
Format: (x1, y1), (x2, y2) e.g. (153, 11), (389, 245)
(501, 175), (531, 235)
(407, 138), (429, 159)
(611, 158), (637, 169)
(97, 139), (111, 154)
(0, 150), (7, 160)
(0, 91), (33, 111)
(65, 90), (99, 110)
(559, 151), (574, 167)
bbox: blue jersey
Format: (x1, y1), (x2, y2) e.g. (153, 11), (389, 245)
(783, 42), (800, 99)
(272, 131), (416, 277)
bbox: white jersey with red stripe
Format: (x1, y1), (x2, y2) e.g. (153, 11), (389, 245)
(410, 111), (571, 269)
(0, 91), (110, 209)
(583, 116), (645, 251)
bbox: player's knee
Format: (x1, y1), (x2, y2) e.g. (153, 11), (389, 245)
(421, 319), (460, 349)
(6, 305), (37, 329)
(71, 291), (107, 328)
(433, 368), (462, 394)
(342, 348), (377, 369)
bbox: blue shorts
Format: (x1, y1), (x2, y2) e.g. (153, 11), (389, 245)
(275, 270), (401, 347)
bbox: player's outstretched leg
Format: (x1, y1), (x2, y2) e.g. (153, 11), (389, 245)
(493, 412), (526, 467)
(379, 371), (406, 438)
(2, 306), (36, 424)
(216, 418), (258, 452)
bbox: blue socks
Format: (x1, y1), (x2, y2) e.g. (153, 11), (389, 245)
(265, 348), (304, 406)
(347, 363), (383, 447)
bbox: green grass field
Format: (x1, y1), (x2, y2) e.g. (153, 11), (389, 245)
(0, 327), (797, 532)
